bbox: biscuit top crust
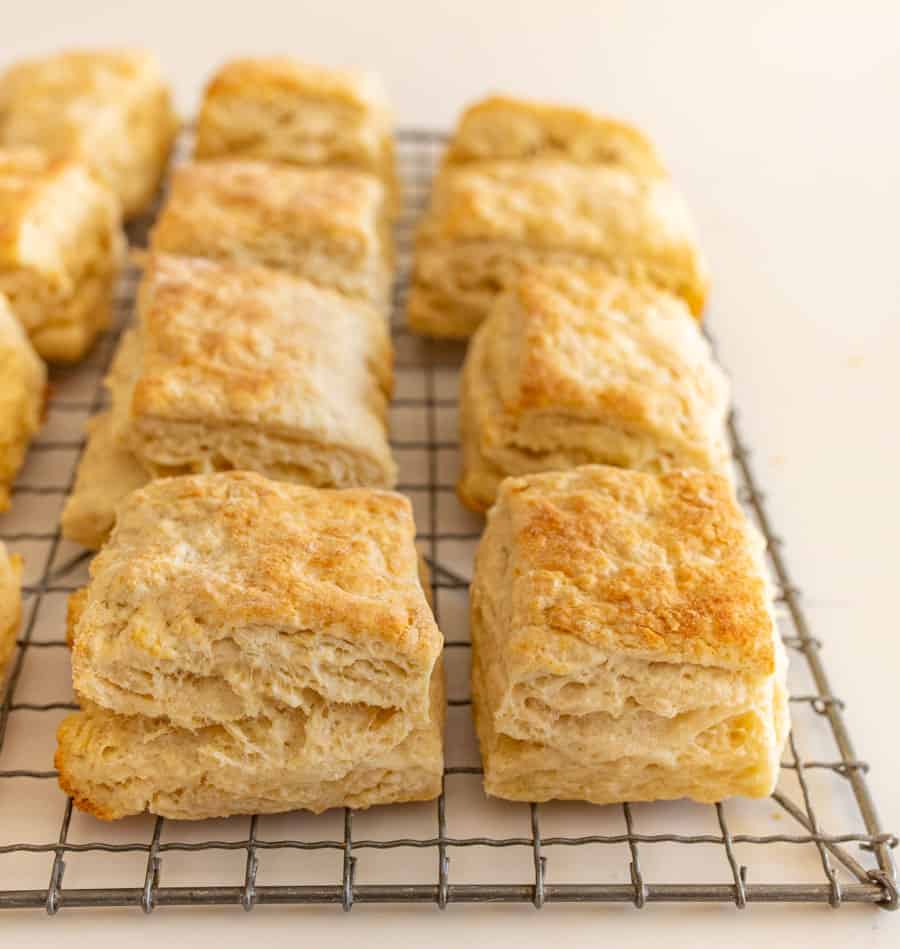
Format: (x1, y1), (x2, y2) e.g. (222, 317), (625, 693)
(483, 466), (774, 675)
(491, 266), (728, 448)
(85, 471), (442, 667)
(150, 160), (385, 261)
(202, 57), (391, 118)
(419, 159), (698, 256)
(128, 253), (391, 427)
(445, 95), (665, 177)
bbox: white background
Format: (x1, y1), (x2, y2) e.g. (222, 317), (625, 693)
(3, 1), (899, 945)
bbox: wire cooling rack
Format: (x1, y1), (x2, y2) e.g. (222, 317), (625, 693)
(0, 128), (896, 914)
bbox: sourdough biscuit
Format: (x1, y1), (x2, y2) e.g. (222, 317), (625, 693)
(0, 49), (177, 218)
(471, 465), (788, 805)
(458, 266), (729, 511)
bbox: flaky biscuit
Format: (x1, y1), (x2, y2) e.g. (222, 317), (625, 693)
(0, 147), (125, 362)
(0, 541), (23, 682)
(0, 49), (177, 218)
(471, 465), (788, 804)
(458, 266), (729, 510)
(150, 160), (392, 310)
(408, 159), (707, 337)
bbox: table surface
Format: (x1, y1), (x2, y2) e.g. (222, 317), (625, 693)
(3, 1), (899, 945)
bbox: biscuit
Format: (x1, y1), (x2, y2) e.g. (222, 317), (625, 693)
(58, 471), (445, 819)
(0, 49), (178, 218)
(59, 412), (148, 549)
(408, 159), (707, 337)
(68, 471), (442, 728)
(195, 57), (398, 207)
(0, 293), (46, 510)
(150, 160), (392, 310)
(0, 542), (23, 682)
(458, 266), (729, 511)
(443, 95), (665, 176)
(471, 465), (788, 805)
(61, 255), (397, 549)
(0, 147), (126, 362)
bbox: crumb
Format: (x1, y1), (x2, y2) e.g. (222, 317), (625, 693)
(847, 355), (864, 368)
(770, 454), (786, 468)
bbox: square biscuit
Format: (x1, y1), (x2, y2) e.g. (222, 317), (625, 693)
(0, 541), (23, 683)
(195, 57), (398, 206)
(443, 95), (665, 176)
(0, 147), (126, 362)
(58, 471), (445, 819)
(150, 159), (392, 310)
(471, 465), (788, 805)
(458, 266), (730, 511)
(0, 292), (46, 510)
(408, 159), (708, 338)
(0, 49), (178, 218)
(61, 255), (396, 549)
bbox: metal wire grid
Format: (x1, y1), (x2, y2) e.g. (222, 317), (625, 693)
(0, 128), (896, 913)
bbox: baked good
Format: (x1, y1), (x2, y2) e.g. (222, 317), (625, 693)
(0, 292), (46, 510)
(458, 266), (729, 511)
(443, 95), (665, 176)
(407, 159), (707, 337)
(149, 160), (392, 310)
(57, 671), (443, 820)
(0, 541), (23, 681)
(471, 465), (788, 805)
(195, 57), (398, 207)
(61, 255), (396, 549)
(59, 411), (148, 549)
(0, 147), (126, 362)
(58, 471), (445, 819)
(0, 49), (178, 217)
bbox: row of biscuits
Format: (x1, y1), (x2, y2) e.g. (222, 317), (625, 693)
(53, 55), (447, 819)
(0, 51), (179, 682)
(407, 99), (789, 805)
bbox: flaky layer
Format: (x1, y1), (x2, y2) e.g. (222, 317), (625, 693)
(473, 655), (787, 804)
(0, 49), (177, 217)
(57, 668), (445, 820)
(149, 160), (392, 309)
(458, 267), (730, 510)
(69, 472), (443, 728)
(0, 295), (46, 509)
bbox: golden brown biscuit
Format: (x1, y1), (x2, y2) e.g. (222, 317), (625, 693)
(458, 266), (729, 511)
(0, 541), (23, 682)
(443, 95), (665, 176)
(58, 471), (445, 819)
(195, 56), (398, 207)
(150, 160), (392, 310)
(0, 293), (46, 509)
(471, 465), (788, 805)
(0, 49), (178, 218)
(69, 471), (442, 728)
(0, 147), (126, 362)
(408, 159), (707, 337)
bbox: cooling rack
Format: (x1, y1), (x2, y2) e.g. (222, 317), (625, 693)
(0, 128), (896, 913)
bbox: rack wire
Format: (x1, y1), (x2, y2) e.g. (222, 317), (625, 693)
(0, 128), (896, 913)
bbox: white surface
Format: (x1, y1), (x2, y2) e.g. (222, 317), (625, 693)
(2, 1), (898, 945)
